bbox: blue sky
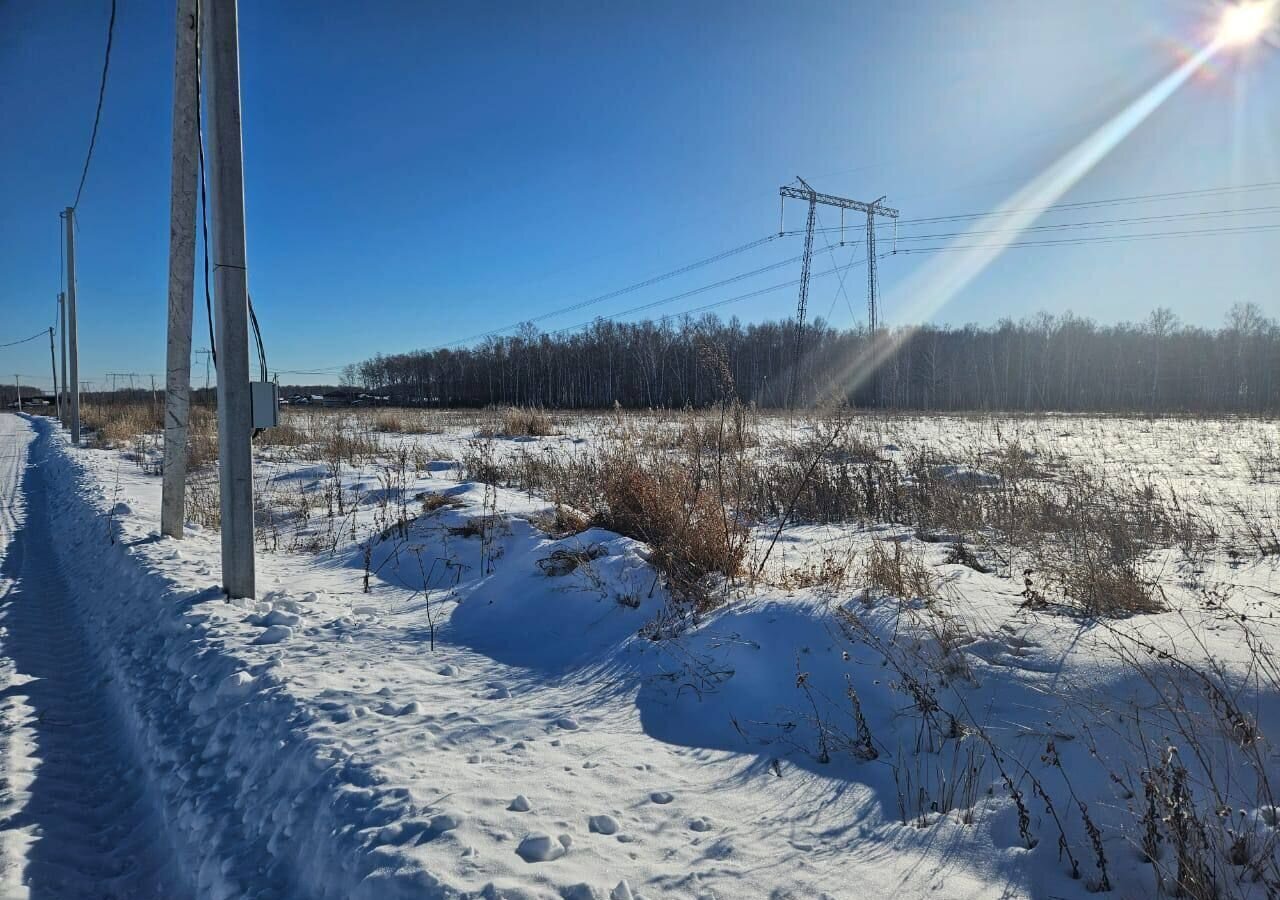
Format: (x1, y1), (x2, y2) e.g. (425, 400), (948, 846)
(1, 0), (1276, 388)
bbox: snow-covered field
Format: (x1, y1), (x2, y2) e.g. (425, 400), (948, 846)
(0, 408), (1277, 899)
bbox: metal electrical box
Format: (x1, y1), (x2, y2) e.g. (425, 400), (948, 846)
(251, 381), (279, 429)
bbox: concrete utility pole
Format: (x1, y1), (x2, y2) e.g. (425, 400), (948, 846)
(203, 0), (255, 598)
(63, 208), (81, 443)
(48, 328), (60, 420)
(58, 293), (68, 426)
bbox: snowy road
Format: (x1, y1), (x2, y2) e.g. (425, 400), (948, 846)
(0, 415), (182, 898)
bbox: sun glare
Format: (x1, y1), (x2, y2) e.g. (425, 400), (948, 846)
(1217, 1), (1274, 46)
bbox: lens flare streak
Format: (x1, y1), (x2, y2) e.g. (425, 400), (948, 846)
(824, 33), (1231, 398)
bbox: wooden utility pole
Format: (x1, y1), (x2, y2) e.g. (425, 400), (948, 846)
(58, 293), (68, 426)
(203, 0), (255, 598)
(161, 0), (199, 539)
(63, 208), (80, 443)
(48, 328), (60, 420)
(14, 377), (20, 411)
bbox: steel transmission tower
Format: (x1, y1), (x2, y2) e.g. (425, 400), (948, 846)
(779, 178), (898, 405)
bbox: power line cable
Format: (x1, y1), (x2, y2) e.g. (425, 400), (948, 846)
(548, 254), (876, 336)
(72, 0), (117, 210)
(195, 0), (216, 368)
(888, 179), (1280, 228)
(533, 254), (805, 334)
(884, 205), (1280, 243)
(787, 200), (1280, 239)
(248, 295), (267, 381)
(0, 330), (53, 351)
(276, 181), (1280, 374)
(432, 234), (784, 349)
(892, 221), (1280, 254)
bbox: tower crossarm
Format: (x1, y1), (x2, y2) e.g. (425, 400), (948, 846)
(779, 185), (898, 219)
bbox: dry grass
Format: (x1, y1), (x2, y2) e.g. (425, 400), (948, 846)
(418, 490), (465, 514)
(81, 401), (220, 472)
(479, 406), (556, 438)
(82, 402), (162, 449)
(529, 504), (590, 538)
(863, 539), (936, 601)
(372, 409), (438, 435)
(596, 451), (747, 606)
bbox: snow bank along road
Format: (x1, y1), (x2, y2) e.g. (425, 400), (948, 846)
(0, 415), (181, 897)
(0, 414), (461, 899)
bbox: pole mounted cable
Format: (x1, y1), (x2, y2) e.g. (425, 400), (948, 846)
(72, 0), (117, 211)
(0, 330), (55, 351)
(192, 0), (266, 382)
(195, 0), (217, 367)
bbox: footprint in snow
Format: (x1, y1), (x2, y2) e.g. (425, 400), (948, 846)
(253, 624), (293, 645)
(487, 685), (511, 700)
(438, 664), (460, 677)
(588, 814), (619, 835)
(264, 609), (301, 628)
(649, 791), (674, 804)
(688, 817), (712, 832)
(509, 794), (532, 812)
(515, 832), (569, 863)
(555, 717), (579, 731)
(377, 812), (463, 846)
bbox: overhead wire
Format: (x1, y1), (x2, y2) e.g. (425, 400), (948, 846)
(193, 0), (267, 383)
(783, 202), (1280, 241)
(884, 178), (1280, 229)
(892, 221), (1280, 254)
(0, 330), (54, 351)
(547, 254), (878, 336)
(72, 0), (117, 211)
(432, 234), (785, 350)
(270, 179), (1280, 376)
(196, 0), (216, 368)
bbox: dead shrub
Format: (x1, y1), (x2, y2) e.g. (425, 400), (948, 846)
(448, 516), (496, 539)
(370, 409), (436, 435)
(530, 504), (590, 538)
(780, 543), (858, 592)
(1050, 542), (1163, 617)
(372, 410), (405, 433)
(536, 543), (605, 576)
(187, 405), (219, 469)
(82, 402), (161, 449)
(185, 469), (221, 528)
(255, 413), (307, 450)
(864, 539), (936, 600)
(417, 490), (465, 514)
(596, 453), (746, 606)
(479, 406), (556, 438)
(313, 427), (382, 466)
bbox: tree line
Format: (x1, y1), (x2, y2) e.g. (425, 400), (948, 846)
(347, 303), (1280, 414)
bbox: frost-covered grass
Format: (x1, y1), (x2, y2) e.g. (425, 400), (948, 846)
(64, 404), (1280, 898)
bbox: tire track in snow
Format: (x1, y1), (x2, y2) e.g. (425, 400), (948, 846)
(0, 415), (184, 898)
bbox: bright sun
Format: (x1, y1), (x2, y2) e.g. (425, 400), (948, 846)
(1217, 0), (1275, 46)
